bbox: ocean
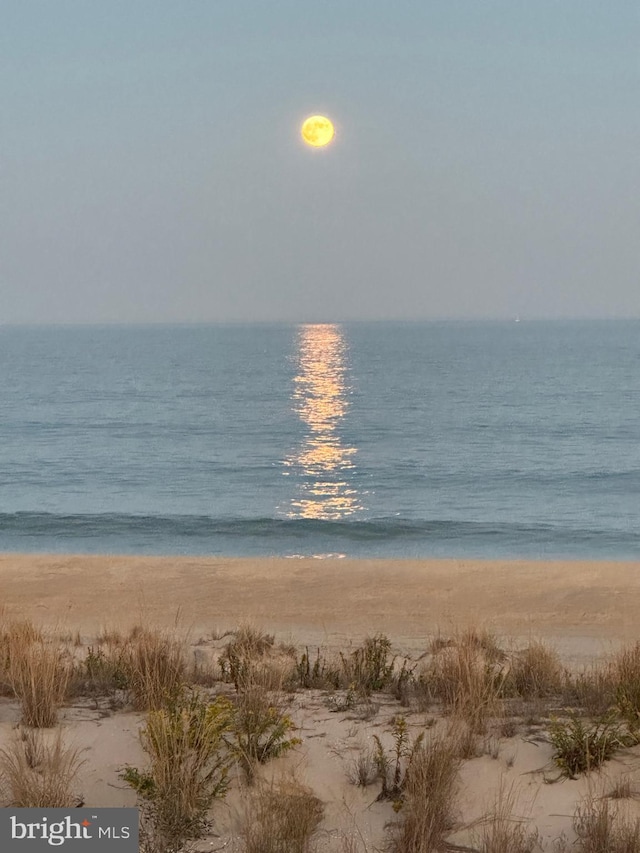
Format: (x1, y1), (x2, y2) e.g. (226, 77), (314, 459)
(1, 321), (639, 559)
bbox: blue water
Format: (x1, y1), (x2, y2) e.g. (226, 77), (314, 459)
(1, 321), (639, 558)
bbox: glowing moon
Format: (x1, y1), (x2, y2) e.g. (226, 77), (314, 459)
(301, 115), (335, 147)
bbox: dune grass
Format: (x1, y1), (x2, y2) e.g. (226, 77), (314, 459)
(122, 691), (231, 853)
(0, 727), (84, 807)
(241, 777), (324, 853)
(386, 734), (460, 853)
(572, 795), (640, 853)
(4, 627), (70, 727)
(7, 619), (640, 850)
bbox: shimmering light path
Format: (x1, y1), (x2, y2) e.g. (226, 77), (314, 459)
(285, 324), (361, 520)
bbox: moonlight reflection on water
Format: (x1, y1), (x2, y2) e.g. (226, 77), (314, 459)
(285, 324), (361, 520)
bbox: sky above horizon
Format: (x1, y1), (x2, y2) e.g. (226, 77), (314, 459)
(2, 1), (639, 323)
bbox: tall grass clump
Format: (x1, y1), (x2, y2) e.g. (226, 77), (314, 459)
(340, 634), (394, 693)
(426, 630), (506, 732)
(295, 647), (342, 689)
(387, 735), (459, 853)
(70, 643), (130, 700)
(221, 626), (294, 692)
(608, 642), (640, 737)
(228, 685), (300, 783)
(124, 628), (186, 711)
(6, 634), (70, 727)
(573, 795), (640, 853)
(569, 666), (616, 718)
(508, 641), (565, 699)
(122, 692), (232, 853)
(474, 784), (539, 853)
(241, 778), (324, 853)
(0, 728), (84, 807)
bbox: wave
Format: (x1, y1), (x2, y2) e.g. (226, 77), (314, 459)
(1, 511), (639, 550)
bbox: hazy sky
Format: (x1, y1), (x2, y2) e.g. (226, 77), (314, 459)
(2, 1), (639, 323)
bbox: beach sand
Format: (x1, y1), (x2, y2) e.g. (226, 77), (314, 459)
(2, 554), (640, 851)
(1, 553), (639, 659)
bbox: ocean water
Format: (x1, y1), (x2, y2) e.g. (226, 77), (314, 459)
(1, 321), (639, 559)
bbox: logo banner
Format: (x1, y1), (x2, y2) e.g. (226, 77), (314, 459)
(0, 809), (139, 851)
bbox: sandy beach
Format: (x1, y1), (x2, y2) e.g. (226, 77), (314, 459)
(3, 554), (640, 851)
(2, 553), (639, 658)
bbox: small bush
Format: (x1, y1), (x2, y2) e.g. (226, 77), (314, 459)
(122, 692), (232, 853)
(373, 717), (424, 805)
(295, 647), (342, 689)
(70, 644), (130, 699)
(242, 778), (324, 853)
(228, 686), (300, 782)
(341, 635), (394, 693)
(0, 728), (84, 807)
(607, 775), (637, 800)
(548, 712), (629, 778)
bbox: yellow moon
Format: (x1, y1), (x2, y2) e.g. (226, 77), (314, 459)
(301, 115), (335, 147)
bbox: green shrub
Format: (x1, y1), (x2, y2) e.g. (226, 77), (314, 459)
(341, 634), (394, 693)
(548, 712), (630, 778)
(227, 686), (300, 782)
(122, 692), (232, 853)
(373, 717), (424, 807)
(72, 645), (129, 698)
(295, 647), (341, 689)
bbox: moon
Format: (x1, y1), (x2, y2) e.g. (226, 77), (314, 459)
(301, 115), (335, 148)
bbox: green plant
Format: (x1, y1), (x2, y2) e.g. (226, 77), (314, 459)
(548, 712), (630, 778)
(122, 692), (232, 853)
(74, 645), (130, 697)
(373, 717), (424, 806)
(341, 634), (394, 693)
(228, 686), (300, 782)
(295, 647), (341, 689)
